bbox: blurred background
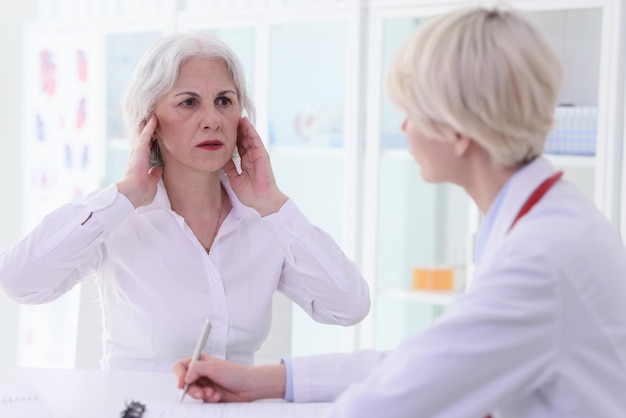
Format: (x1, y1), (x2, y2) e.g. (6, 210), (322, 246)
(0, 0), (624, 370)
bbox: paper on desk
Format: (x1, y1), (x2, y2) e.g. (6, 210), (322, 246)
(0, 384), (56, 418)
(143, 400), (330, 418)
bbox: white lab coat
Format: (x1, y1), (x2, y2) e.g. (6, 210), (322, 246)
(0, 172), (370, 371)
(290, 157), (626, 417)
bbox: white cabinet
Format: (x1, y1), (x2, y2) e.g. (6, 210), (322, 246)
(358, 0), (625, 351)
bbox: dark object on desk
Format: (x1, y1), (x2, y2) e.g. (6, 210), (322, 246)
(121, 400), (146, 417)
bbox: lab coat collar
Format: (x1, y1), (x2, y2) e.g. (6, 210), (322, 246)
(477, 156), (556, 267)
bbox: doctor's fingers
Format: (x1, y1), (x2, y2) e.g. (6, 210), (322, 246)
(185, 357), (226, 386)
(172, 358), (192, 389)
(172, 354), (211, 388)
(188, 384), (222, 403)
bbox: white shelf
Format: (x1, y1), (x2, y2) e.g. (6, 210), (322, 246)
(269, 146), (344, 157)
(379, 289), (461, 307)
(544, 154), (595, 168)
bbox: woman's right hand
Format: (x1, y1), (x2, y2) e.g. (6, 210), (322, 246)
(116, 114), (164, 208)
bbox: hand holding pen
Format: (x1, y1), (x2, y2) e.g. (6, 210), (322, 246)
(180, 319), (212, 402)
(173, 352), (288, 403)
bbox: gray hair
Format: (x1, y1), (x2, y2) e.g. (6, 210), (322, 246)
(386, 5), (562, 168)
(122, 32), (255, 166)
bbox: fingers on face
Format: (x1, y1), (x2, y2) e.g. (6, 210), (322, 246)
(223, 159), (237, 178)
(237, 117), (259, 146)
(140, 114), (158, 144)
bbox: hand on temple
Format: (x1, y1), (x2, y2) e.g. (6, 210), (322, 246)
(116, 114), (164, 208)
(223, 117), (288, 216)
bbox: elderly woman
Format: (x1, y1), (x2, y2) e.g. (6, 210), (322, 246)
(0, 33), (370, 372)
(172, 4), (626, 417)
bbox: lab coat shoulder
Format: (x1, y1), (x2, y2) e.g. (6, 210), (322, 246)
(502, 178), (626, 321)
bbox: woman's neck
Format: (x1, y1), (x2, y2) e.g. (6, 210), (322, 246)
(163, 169), (224, 216)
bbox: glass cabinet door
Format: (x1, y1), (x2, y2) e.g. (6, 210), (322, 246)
(523, 2), (622, 227)
(267, 17), (357, 356)
(527, 8), (601, 205)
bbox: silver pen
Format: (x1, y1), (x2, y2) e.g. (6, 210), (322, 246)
(180, 319), (212, 402)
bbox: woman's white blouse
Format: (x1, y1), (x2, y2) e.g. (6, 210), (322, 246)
(0, 174), (370, 372)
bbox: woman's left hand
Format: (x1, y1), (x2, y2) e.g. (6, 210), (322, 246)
(224, 117), (288, 216)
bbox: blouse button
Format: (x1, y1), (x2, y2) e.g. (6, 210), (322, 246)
(212, 276), (219, 282)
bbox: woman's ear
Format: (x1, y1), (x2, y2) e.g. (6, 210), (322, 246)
(454, 132), (473, 157)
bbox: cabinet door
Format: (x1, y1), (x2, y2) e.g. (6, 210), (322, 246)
(361, 1), (623, 351)
(527, 8), (601, 206)
(267, 15), (362, 356)
(522, 2), (622, 226)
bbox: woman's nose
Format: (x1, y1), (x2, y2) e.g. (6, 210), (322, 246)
(202, 106), (221, 130)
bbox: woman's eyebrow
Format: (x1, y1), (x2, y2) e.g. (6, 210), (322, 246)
(173, 89), (237, 98)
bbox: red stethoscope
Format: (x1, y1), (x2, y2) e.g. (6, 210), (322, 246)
(508, 170), (564, 232)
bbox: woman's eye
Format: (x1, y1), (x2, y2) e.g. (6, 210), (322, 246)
(216, 97), (232, 106)
(181, 98), (196, 106)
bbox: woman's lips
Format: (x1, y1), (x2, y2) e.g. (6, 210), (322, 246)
(197, 140), (223, 149)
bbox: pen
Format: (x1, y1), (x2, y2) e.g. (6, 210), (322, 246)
(180, 319), (212, 402)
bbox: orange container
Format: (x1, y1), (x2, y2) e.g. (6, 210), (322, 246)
(412, 267), (454, 291)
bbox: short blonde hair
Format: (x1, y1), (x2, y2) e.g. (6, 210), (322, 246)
(386, 4), (561, 168)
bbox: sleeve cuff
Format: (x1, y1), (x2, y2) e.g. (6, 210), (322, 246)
(263, 200), (314, 245)
(281, 358), (294, 402)
(84, 184), (135, 233)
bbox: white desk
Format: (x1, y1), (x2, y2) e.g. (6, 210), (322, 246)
(1, 366), (179, 417)
(0, 367), (330, 418)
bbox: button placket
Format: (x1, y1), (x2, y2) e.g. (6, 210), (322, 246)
(203, 259), (228, 359)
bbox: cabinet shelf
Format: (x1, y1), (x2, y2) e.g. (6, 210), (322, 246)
(269, 146), (344, 157)
(379, 289), (460, 307)
(544, 154), (595, 168)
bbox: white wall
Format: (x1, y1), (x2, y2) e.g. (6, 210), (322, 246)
(0, 0), (38, 366)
